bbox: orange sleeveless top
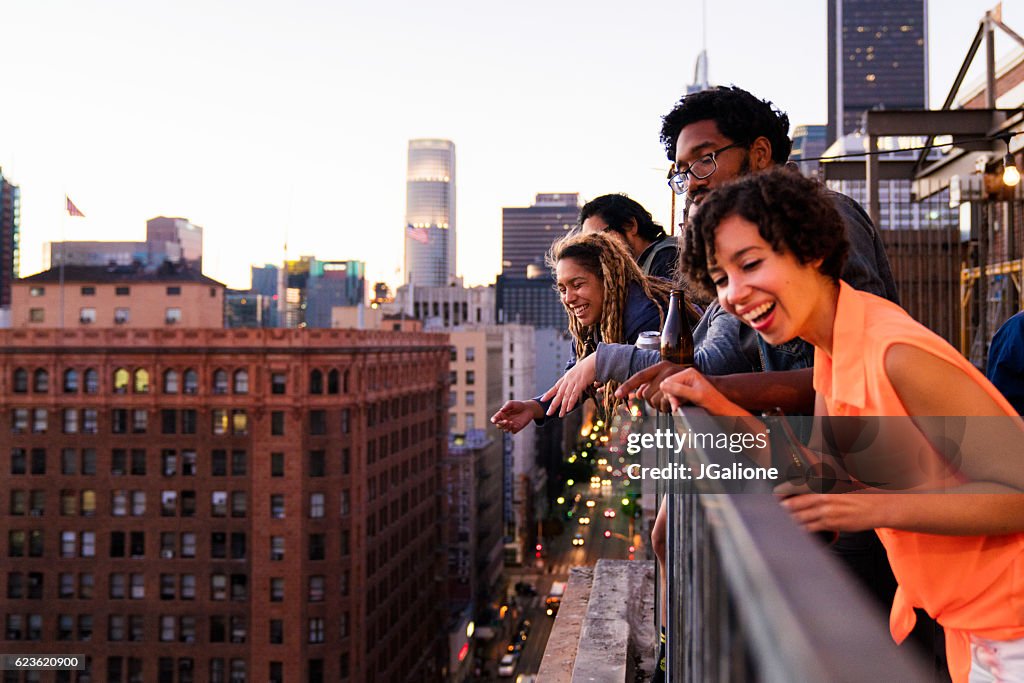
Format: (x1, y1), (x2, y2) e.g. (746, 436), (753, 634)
(813, 282), (1024, 683)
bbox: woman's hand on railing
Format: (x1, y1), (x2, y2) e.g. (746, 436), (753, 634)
(540, 353), (599, 417)
(660, 368), (749, 417)
(777, 488), (885, 533)
(490, 400), (543, 434)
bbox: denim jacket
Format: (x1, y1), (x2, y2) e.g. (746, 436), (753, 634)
(595, 191), (900, 379)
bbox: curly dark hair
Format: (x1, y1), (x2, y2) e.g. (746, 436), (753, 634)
(660, 86), (792, 164)
(579, 194), (666, 242)
(680, 168), (849, 299)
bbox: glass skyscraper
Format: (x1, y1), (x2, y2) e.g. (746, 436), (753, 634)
(404, 139), (456, 287)
(827, 0), (928, 145)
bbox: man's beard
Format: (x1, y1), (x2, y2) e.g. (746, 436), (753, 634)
(686, 152), (752, 206)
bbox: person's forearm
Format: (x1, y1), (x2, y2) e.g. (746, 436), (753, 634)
(880, 489), (1024, 535)
(709, 369), (815, 414)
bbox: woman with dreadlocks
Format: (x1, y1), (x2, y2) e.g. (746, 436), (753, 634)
(491, 231), (676, 433)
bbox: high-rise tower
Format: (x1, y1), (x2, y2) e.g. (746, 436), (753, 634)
(404, 139), (456, 287)
(827, 0), (928, 146)
(0, 168), (20, 307)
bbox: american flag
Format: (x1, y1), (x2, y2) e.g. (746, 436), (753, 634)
(406, 224), (429, 244)
(66, 196), (85, 217)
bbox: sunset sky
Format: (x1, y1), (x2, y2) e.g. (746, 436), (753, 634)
(1, 1), (1021, 290)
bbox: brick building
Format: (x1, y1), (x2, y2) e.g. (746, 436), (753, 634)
(12, 265), (225, 329)
(0, 327), (449, 682)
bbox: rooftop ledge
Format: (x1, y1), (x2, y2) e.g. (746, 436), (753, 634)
(539, 560), (656, 683)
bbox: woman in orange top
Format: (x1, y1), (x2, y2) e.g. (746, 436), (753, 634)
(659, 168), (1024, 682)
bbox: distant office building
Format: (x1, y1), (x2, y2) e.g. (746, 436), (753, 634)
(686, 50), (711, 95)
(395, 281), (495, 330)
(827, 0), (928, 145)
(12, 264), (225, 329)
(501, 193), (580, 277)
(224, 290), (275, 328)
(0, 169), (20, 307)
(50, 217), (204, 273)
(0, 327), (448, 682)
(405, 139), (456, 287)
(250, 264), (280, 298)
(790, 124), (830, 176)
(495, 273), (565, 329)
(146, 217), (203, 271)
(304, 261), (365, 329)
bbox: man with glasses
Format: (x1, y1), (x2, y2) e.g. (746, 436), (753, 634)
(578, 194), (679, 280)
(631, 86), (945, 681)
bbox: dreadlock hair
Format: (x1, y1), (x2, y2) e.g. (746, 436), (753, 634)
(547, 231), (673, 419)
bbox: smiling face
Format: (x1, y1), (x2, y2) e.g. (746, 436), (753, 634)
(556, 257), (604, 328)
(708, 214), (832, 347)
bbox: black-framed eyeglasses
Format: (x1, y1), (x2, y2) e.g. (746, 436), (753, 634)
(667, 142), (747, 195)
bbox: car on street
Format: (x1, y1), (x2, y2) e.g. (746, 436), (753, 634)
(498, 654), (517, 677)
(572, 534), (585, 546)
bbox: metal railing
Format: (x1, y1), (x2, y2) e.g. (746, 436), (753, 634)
(658, 408), (932, 683)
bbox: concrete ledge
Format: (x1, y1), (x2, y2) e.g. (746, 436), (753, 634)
(537, 561), (656, 683)
(538, 566), (594, 683)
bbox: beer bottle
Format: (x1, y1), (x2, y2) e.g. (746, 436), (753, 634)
(660, 289), (694, 366)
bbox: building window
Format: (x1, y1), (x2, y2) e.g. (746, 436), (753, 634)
(270, 536), (284, 561)
(182, 410), (197, 434)
(163, 369), (179, 393)
(83, 368), (99, 393)
(63, 369), (79, 393)
(231, 491), (247, 517)
(466, 346), (476, 361)
(233, 370), (249, 394)
(211, 450), (227, 476)
(309, 450), (325, 477)
(80, 286), (95, 296)
(166, 286), (181, 296)
(270, 495), (285, 519)
(32, 408), (48, 433)
(28, 308), (43, 323)
(271, 452), (284, 477)
(181, 532), (196, 558)
(309, 369), (324, 394)
(29, 286), (45, 297)
(115, 286), (130, 296)
(213, 369), (228, 394)
(310, 410), (327, 435)
(132, 409), (148, 433)
(271, 411), (285, 436)
(79, 307), (96, 324)
(162, 409), (177, 434)
(132, 491), (146, 516)
(308, 576), (325, 602)
(231, 450), (247, 475)
(231, 410), (248, 435)
(271, 372), (286, 394)
(466, 370), (475, 385)
(133, 369), (149, 393)
(165, 307), (182, 324)
(183, 369), (198, 394)
(270, 577), (284, 602)
(308, 618), (324, 643)
(33, 369), (48, 392)
(12, 368), (28, 393)
(162, 491), (178, 517)
(113, 368), (130, 393)
(212, 410), (228, 436)
(465, 390), (475, 406)
(269, 619), (284, 644)
(309, 493), (325, 519)
(82, 408), (98, 433)
(327, 369), (340, 394)
(114, 307), (130, 324)
(182, 449), (196, 475)
(211, 491), (227, 517)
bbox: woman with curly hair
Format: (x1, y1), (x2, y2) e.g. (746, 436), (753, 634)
(661, 168), (1024, 682)
(490, 231), (678, 432)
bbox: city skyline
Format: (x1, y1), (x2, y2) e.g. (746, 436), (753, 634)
(1, 1), (1021, 292)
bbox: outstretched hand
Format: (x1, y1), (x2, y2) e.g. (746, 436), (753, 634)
(540, 354), (598, 417)
(614, 360), (687, 412)
(490, 400), (541, 434)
